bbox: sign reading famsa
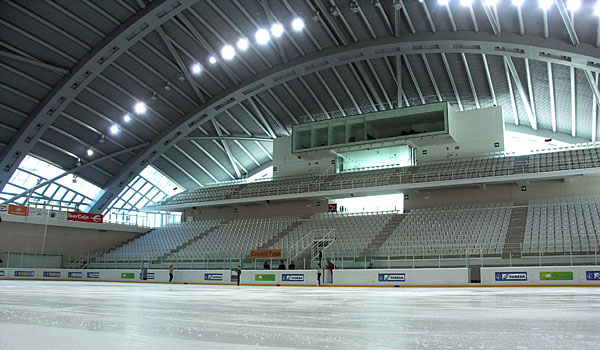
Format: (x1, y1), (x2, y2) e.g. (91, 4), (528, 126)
(67, 212), (103, 223)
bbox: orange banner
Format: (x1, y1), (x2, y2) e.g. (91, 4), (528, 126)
(8, 204), (29, 216)
(250, 249), (282, 259)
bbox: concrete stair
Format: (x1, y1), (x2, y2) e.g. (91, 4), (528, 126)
(158, 222), (224, 262)
(502, 206), (528, 259)
(103, 231), (149, 255)
(358, 213), (406, 258)
(258, 218), (305, 250)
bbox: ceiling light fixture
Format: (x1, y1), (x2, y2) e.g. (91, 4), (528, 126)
(291, 17), (305, 31)
(134, 101), (146, 114)
(270, 23), (284, 38)
(512, 0), (525, 6)
(485, 0), (499, 6)
(595, 1), (600, 16)
(110, 124), (120, 134)
(221, 45), (236, 60)
(123, 114), (131, 123)
(566, 0), (580, 11)
(255, 28), (270, 45)
(208, 55), (217, 64)
(438, 0), (449, 5)
(86, 148), (94, 157)
(236, 38), (249, 51)
(460, 0), (473, 6)
(191, 63), (202, 75)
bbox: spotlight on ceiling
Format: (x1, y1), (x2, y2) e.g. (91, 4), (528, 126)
(270, 23), (284, 38)
(191, 62), (202, 75)
(110, 124), (120, 134)
(595, 1), (600, 16)
(291, 17), (305, 32)
(221, 45), (236, 60)
(208, 55), (217, 64)
(539, 0), (553, 9)
(512, 0), (525, 6)
(438, 0), (449, 5)
(123, 114), (131, 123)
(134, 101), (146, 114)
(460, 0), (474, 6)
(255, 28), (270, 45)
(566, 0), (580, 11)
(86, 148), (94, 157)
(236, 38), (249, 51)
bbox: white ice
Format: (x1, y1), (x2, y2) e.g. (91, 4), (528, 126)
(1, 281), (599, 349)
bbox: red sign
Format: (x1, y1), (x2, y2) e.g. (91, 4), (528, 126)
(67, 212), (103, 223)
(8, 204), (29, 216)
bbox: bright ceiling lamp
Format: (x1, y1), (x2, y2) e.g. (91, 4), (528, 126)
(86, 148), (94, 156)
(134, 101), (146, 114)
(512, 0), (525, 6)
(539, 0), (553, 9)
(236, 38), (249, 51)
(208, 55), (217, 64)
(221, 45), (236, 60)
(460, 0), (473, 6)
(191, 62), (202, 74)
(485, 0), (499, 6)
(110, 124), (119, 134)
(566, 0), (580, 11)
(123, 113), (131, 123)
(595, 1), (600, 16)
(438, 0), (449, 5)
(291, 17), (305, 31)
(270, 23), (284, 38)
(255, 28), (270, 45)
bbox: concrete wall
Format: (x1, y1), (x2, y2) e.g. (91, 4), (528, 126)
(481, 266), (600, 285)
(0, 217), (145, 255)
(183, 198), (327, 222)
(403, 176), (600, 210)
(273, 136), (334, 178)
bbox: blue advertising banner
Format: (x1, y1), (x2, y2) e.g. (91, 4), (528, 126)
(68, 272), (82, 278)
(204, 273), (223, 281)
(43, 271), (61, 278)
(139, 272), (155, 280)
(586, 271), (600, 281)
(378, 273), (406, 282)
(14, 271), (34, 277)
(282, 274), (304, 282)
(495, 272), (527, 281)
(0, 271), (4, 277)
(87, 272), (100, 279)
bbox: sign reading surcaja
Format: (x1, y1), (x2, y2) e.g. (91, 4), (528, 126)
(204, 273), (223, 281)
(282, 274), (304, 282)
(495, 272), (527, 281)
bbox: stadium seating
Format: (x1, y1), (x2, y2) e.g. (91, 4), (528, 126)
(380, 203), (512, 257)
(148, 146), (600, 208)
(523, 196), (600, 254)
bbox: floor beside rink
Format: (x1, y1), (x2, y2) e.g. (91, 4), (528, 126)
(0, 281), (599, 350)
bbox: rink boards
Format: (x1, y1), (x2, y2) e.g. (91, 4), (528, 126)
(1, 266), (600, 286)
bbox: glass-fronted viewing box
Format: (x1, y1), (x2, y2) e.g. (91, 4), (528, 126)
(292, 102), (449, 153)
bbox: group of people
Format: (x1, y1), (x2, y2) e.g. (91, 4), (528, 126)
(263, 260), (295, 270)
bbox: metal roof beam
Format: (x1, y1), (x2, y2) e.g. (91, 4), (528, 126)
(331, 67), (361, 112)
(420, 0), (436, 33)
(440, 53), (463, 111)
(253, 96), (290, 135)
(505, 56), (536, 129)
(397, 0), (415, 34)
(326, 0), (357, 43)
(592, 73), (599, 142)
(186, 139), (235, 181)
(421, 54), (442, 102)
(162, 153), (204, 188)
(504, 58), (519, 125)
(0, 50), (69, 75)
(444, 5), (457, 32)
(366, 60), (392, 108)
(373, 0), (393, 35)
(481, 1), (500, 35)
(396, 55), (402, 108)
(525, 58), (537, 126)
(461, 53), (480, 109)
(402, 55), (425, 105)
(516, 5), (524, 36)
(267, 89), (299, 125)
(556, 0), (580, 46)
(548, 62), (557, 132)
(571, 66), (576, 137)
(210, 120), (240, 178)
(248, 98), (277, 138)
(184, 136), (273, 142)
(354, 61), (385, 110)
(0, 0), (190, 191)
(298, 76), (331, 117)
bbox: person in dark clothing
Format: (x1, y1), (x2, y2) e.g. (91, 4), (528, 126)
(318, 250), (323, 265)
(326, 259), (335, 283)
(169, 265), (174, 284)
(235, 265), (242, 286)
(288, 261), (295, 270)
(263, 261), (270, 270)
(278, 260), (286, 270)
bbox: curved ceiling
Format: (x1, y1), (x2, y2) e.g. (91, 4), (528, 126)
(1, 0), (599, 213)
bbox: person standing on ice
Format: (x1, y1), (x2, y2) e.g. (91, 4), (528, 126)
(235, 266), (242, 286)
(326, 259), (335, 284)
(316, 264), (322, 287)
(168, 265), (174, 284)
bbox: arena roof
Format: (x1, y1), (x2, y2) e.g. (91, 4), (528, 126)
(1, 0), (599, 213)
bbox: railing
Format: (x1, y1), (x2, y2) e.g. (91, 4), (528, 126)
(146, 148), (600, 209)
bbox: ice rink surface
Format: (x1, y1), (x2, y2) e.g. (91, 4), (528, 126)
(1, 281), (599, 350)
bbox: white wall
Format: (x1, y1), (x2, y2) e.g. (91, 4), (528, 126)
(416, 106), (504, 163)
(273, 136), (334, 178)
